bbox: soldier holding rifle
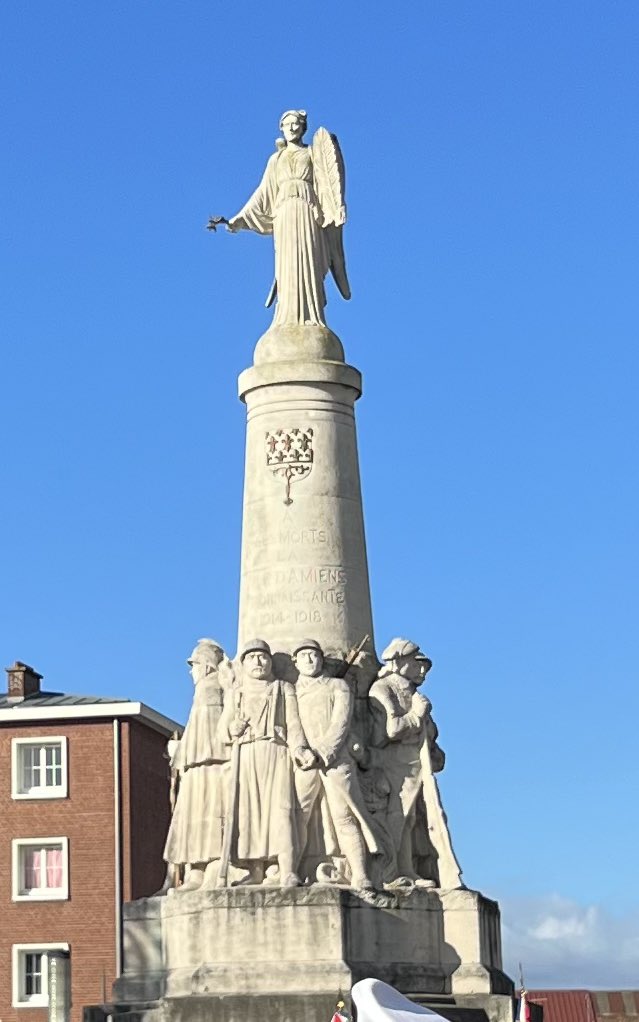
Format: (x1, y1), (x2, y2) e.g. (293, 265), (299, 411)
(369, 638), (463, 890)
(218, 639), (312, 888)
(292, 637), (380, 889)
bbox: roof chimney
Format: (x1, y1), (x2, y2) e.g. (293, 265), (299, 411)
(5, 661), (42, 702)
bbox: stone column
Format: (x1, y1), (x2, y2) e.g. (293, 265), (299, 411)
(237, 353), (374, 657)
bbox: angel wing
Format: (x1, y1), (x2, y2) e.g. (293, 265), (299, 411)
(312, 127), (346, 226)
(312, 127), (351, 300)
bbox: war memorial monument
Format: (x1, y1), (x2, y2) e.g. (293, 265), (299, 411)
(88, 110), (515, 1022)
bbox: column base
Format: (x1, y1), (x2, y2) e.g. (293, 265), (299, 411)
(253, 324), (344, 365)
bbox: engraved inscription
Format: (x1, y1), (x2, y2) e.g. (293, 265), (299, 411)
(248, 527), (330, 552)
(241, 498), (365, 638)
(258, 608), (323, 627)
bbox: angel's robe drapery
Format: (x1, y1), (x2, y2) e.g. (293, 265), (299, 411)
(230, 146), (330, 327)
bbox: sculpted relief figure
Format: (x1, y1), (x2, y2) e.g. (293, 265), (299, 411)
(292, 639), (380, 890)
(163, 639), (232, 893)
(209, 109), (350, 328)
(164, 636), (461, 894)
(220, 639), (312, 888)
(369, 639), (463, 890)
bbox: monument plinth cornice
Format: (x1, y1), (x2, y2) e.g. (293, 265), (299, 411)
(238, 358), (362, 403)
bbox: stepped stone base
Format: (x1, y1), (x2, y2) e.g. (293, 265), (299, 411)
(84, 886), (514, 1022)
(85, 993), (515, 1022)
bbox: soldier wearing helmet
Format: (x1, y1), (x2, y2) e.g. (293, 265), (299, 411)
(219, 638), (311, 887)
(368, 637), (444, 888)
(292, 639), (380, 889)
(163, 639), (233, 893)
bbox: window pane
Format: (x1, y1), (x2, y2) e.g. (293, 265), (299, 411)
(21, 746), (41, 790)
(19, 743), (64, 791)
(16, 741), (64, 796)
(22, 848), (42, 890)
(45, 763), (61, 786)
(24, 953), (43, 996)
(45, 745), (62, 768)
(44, 745), (62, 787)
(45, 847), (63, 889)
(22, 761), (33, 789)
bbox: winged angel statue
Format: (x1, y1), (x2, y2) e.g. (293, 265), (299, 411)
(208, 110), (350, 328)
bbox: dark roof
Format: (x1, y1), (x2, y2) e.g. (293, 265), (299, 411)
(0, 690), (130, 709)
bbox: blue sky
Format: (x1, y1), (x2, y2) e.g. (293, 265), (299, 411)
(2, 1), (638, 986)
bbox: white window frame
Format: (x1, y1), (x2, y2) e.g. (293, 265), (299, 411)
(11, 736), (68, 799)
(12, 837), (69, 901)
(12, 943), (70, 1008)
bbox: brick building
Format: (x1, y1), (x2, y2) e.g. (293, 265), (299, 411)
(0, 661), (180, 1022)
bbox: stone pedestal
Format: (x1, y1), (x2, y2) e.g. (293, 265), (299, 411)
(237, 356), (374, 656)
(84, 886), (513, 1022)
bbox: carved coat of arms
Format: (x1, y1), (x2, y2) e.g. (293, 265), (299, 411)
(265, 427), (314, 505)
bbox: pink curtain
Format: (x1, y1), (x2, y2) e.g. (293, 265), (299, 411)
(24, 849), (40, 889)
(46, 848), (63, 889)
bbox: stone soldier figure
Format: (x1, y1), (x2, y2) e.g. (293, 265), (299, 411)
(163, 639), (232, 892)
(293, 639), (380, 889)
(369, 638), (462, 889)
(220, 638), (313, 887)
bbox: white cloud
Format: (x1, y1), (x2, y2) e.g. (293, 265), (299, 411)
(528, 904), (598, 942)
(500, 894), (639, 988)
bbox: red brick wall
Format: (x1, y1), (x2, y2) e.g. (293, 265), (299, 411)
(0, 714), (175, 1021)
(125, 720), (171, 900)
(119, 720), (131, 905)
(0, 720), (117, 1022)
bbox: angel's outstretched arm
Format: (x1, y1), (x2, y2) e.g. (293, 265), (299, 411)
(228, 152), (279, 236)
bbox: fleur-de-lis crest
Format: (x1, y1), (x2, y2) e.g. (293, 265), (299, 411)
(265, 427), (314, 505)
